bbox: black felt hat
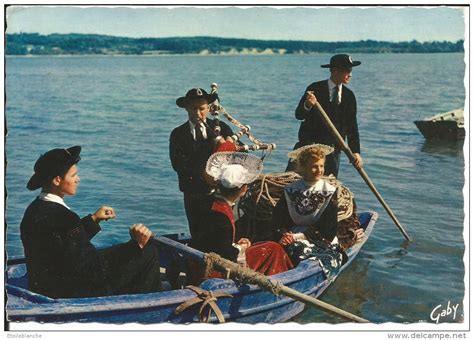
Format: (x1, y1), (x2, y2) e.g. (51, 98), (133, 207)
(321, 54), (361, 69)
(176, 88), (218, 108)
(27, 146), (81, 191)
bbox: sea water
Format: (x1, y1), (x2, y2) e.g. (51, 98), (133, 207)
(5, 53), (466, 323)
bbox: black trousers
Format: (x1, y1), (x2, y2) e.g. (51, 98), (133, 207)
(99, 241), (162, 295)
(285, 141), (341, 178)
(183, 192), (214, 241)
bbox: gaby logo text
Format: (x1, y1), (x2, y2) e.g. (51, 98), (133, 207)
(430, 301), (460, 323)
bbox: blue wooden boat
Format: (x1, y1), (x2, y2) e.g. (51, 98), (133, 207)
(6, 211), (377, 324)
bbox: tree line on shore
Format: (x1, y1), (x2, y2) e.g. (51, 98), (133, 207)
(6, 33), (464, 55)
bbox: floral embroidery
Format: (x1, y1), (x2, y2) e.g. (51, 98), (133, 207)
(286, 188), (334, 215)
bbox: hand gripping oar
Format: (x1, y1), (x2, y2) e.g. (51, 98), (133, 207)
(313, 101), (411, 242)
(153, 235), (369, 323)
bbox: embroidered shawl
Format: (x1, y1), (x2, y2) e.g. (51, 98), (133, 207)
(284, 179), (336, 226)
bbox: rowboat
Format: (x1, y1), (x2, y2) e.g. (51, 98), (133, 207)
(414, 108), (465, 140)
(6, 211), (377, 324)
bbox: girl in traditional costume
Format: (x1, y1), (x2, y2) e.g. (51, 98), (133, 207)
(271, 144), (364, 273)
(192, 152), (293, 277)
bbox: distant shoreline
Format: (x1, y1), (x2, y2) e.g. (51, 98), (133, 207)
(7, 33), (464, 56)
(6, 51), (465, 58)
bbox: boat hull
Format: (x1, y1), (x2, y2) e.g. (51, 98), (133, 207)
(414, 108), (465, 140)
(6, 212), (377, 324)
(414, 120), (465, 140)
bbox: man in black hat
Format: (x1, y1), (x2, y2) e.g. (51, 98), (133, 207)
(20, 146), (162, 298)
(288, 54), (363, 177)
(169, 88), (236, 242)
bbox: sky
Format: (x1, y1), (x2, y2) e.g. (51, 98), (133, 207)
(5, 5), (466, 42)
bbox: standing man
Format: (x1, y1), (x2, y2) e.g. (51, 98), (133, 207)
(289, 54), (363, 177)
(169, 88), (235, 241)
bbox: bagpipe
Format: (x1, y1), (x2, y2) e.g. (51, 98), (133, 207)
(202, 83), (276, 154)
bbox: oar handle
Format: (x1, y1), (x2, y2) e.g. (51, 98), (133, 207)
(280, 286), (369, 323)
(313, 102), (355, 161)
(208, 254), (368, 323)
(354, 165), (411, 241)
(313, 102), (411, 242)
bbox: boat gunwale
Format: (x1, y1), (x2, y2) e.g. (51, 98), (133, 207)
(416, 108), (463, 122)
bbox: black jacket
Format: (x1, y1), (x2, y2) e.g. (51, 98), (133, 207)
(295, 80), (360, 154)
(20, 198), (140, 298)
(169, 119), (234, 194)
(192, 208), (240, 262)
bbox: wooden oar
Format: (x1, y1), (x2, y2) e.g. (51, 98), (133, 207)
(153, 235), (369, 323)
(313, 101), (411, 242)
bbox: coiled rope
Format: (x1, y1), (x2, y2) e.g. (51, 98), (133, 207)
(174, 285), (233, 323)
(240, 171), (354, 224)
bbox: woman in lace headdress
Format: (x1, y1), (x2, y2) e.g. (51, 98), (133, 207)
(271, 144), (364, 249)
(191, 152), (293, 279)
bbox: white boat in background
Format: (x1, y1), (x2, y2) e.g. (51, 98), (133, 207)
(414, 108), (465, 140)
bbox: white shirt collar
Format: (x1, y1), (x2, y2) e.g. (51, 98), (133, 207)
(328, 79), (341, 103)
(39, 192), (71, 210)
(188, 119), (206, 128)
(188, 120), (207, 140)
(328, 78), (341, 92)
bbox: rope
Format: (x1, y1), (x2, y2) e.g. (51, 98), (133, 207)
(241, 172), (355, 224)
(239, 172), (301, 230)
(238, 172), (357, 243)
(204, 253), (283, 296)
(199, 252), (369, 323)
(203, 253), (215, 279)
(256, 173), (268, 204)
(174, 285), (233, 323)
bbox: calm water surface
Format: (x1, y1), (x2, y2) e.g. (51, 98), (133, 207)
(5, 53), (466, 324)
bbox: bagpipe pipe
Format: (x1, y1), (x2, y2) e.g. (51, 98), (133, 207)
(203, 82), (276, 153)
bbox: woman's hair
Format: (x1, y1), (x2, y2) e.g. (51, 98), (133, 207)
(295, 146), (326, 175)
